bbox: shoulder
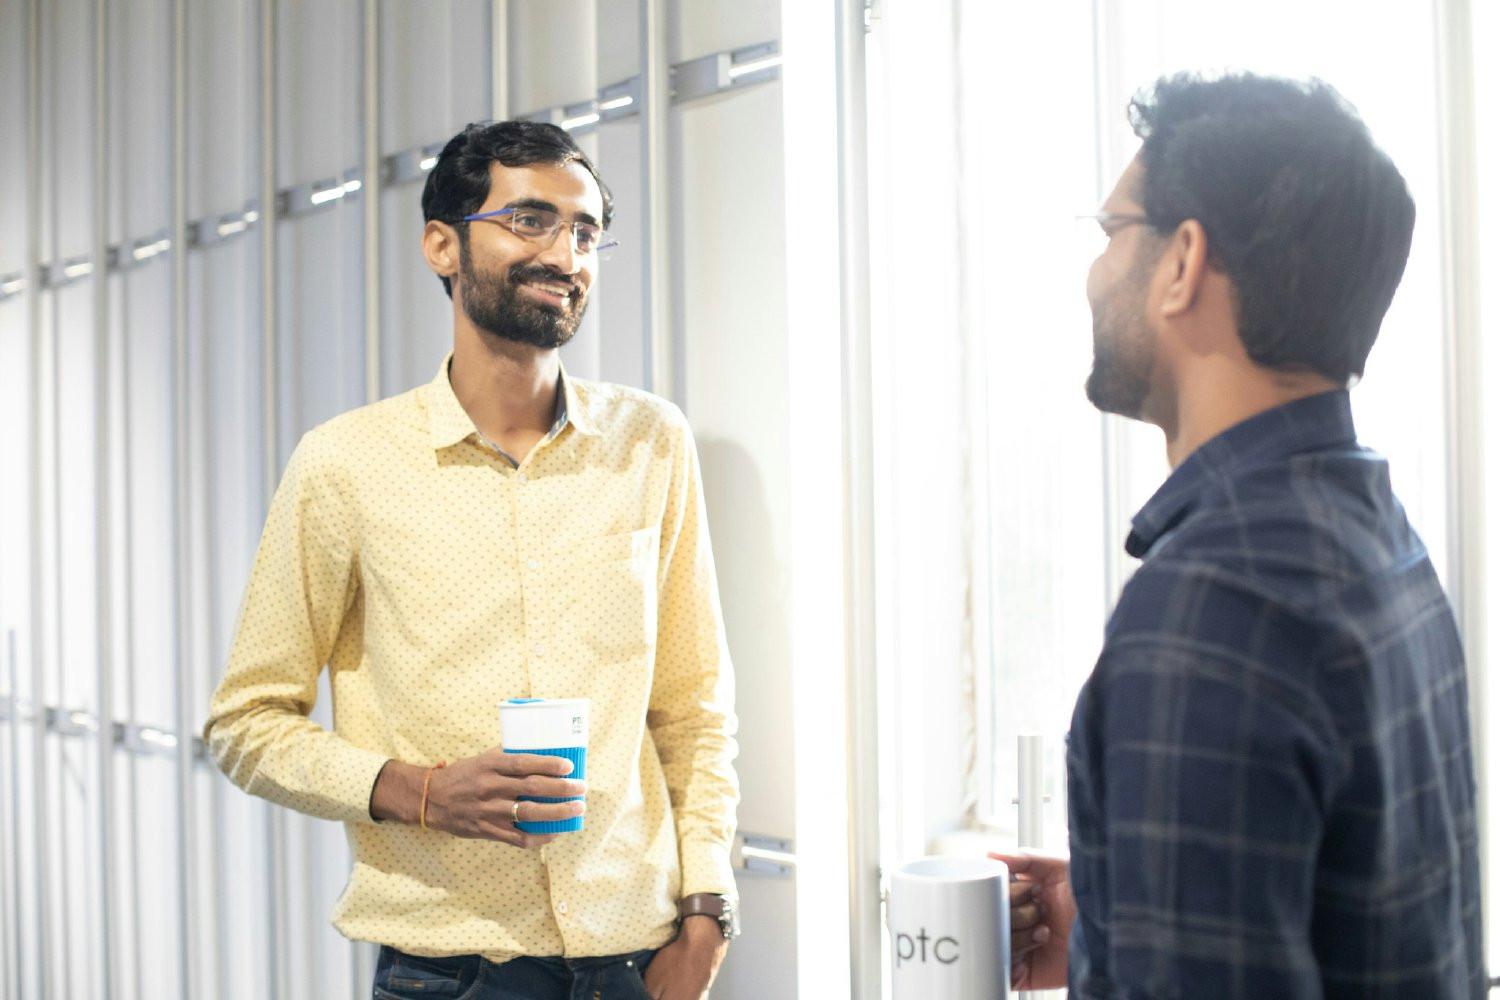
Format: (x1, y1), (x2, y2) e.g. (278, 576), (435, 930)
(286, 386), (425, 483)
(571, 377), (692, 441)
(1107, 556), (1334, 680)
(1150, 449), (1420, 611)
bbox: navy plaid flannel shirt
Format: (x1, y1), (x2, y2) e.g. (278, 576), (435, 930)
(1066, 390), (1485, 999)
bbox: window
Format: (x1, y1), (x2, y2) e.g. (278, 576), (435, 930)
(870, 0), (1497, 977)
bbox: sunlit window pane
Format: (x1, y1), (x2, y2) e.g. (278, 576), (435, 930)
(971, 0), (1458, 864)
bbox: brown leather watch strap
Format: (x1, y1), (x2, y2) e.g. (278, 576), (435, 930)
(677, 893), (727, 919)
(677, 892), (739, 940)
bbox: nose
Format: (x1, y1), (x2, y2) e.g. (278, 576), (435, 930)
(1084, 255), (1105, 303)
(535, 224), (582, 274)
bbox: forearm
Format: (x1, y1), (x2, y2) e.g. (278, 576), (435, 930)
(369, 759), (424, 824)
(206, 700), (390, 823)
(651, 703), (738, 882)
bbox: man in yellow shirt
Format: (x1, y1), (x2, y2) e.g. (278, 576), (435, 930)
(204, 120), (739, 1000)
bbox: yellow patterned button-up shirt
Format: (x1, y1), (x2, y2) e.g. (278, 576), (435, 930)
(205, 358), (739, 962)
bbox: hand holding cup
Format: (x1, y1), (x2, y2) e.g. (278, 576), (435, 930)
(988, 850), (1074, 991)
(421, 746), (586, 849)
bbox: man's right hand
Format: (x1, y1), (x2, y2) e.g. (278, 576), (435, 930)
(989, 850), (1075, 992)
(369, 749), (586, 849)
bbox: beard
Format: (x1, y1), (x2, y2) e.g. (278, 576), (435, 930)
(457, 237), (587, 349)
(1084, 257), (1156, 420)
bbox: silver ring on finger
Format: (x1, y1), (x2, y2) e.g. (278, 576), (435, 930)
(512, 799), (524, 825)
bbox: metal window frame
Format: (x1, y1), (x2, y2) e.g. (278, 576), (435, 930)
(22, 0), (49, 997)
(1432, 0), (1490, 973)
(835, 2), (881, 997)
(89, 0), (120, 993)
(640, 0), (672, 400)
(169, 0), (199, 995)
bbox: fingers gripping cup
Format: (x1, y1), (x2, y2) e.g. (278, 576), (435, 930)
(497, 698), (589, 834)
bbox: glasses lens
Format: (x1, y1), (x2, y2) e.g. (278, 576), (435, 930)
(508, 208), (560, 239)
(573, 223), (602, 254)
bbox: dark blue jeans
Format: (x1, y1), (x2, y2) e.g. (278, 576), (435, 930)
(372, 946), (658, 1000)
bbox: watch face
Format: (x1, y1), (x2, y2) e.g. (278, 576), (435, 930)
(678, 894), (739, 938)
(721, 902), (741, 939)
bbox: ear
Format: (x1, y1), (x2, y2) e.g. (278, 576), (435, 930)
(422, 220), (461, 282)
(1157, 218), (1210, 318)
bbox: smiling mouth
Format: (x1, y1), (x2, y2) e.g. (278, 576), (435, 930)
(519, 278), (574, 308)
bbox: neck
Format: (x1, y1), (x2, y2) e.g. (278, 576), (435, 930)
(449, 325), (561, 446)
(1161, 361), (1339, 468)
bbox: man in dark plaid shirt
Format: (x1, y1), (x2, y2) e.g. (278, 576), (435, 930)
(996, 73), (1485, 998)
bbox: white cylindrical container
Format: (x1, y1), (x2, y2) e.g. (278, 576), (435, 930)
(497, 697), (589, 833)
(887, 855), (1010, 1000)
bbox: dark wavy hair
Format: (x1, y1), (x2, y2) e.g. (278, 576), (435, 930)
(421, 120), (614, 298)
(1128, 72), (1415, 384)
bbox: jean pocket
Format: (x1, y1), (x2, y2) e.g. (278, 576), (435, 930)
(626, 949), (657, 998)
(372, 948), (482, 999)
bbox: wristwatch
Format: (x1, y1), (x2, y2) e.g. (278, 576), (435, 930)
(677, 893), (740, 940)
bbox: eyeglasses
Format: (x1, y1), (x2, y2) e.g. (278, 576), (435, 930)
(462, 206), (619, 256)
(1074, 211), (1156, 259)
(1076, 211), (1154, 234)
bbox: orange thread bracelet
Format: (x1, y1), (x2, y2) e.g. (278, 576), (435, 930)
(419, 761), (447, 830)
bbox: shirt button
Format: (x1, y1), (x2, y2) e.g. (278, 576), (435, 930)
(517, 471), (529, 484)
(527, 558), (539, 570)
(557, 900), (569, 914)
(533, 643), (546, 656)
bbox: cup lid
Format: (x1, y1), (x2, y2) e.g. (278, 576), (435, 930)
(498, 697), (589, 710)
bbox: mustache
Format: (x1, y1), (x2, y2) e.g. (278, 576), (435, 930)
(508, 263), (582, 299)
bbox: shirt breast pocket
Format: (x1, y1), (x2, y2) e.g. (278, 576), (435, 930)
(554, 527), (660, 664)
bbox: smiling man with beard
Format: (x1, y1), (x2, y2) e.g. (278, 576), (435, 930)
(205, 121), (740, 1000)
(995, 73), (1484, 999)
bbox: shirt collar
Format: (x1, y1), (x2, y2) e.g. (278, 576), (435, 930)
(427, 352), (601, 452)
(560, 367), (601, 438)
(1125, 389), (1358, 558)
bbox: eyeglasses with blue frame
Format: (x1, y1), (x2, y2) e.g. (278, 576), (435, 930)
(462, 206), (619, 256)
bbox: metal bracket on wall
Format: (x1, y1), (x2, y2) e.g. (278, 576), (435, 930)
(387, 144), (446, 186)
(0, 694), (210, 764)
(733, 831), (796, 878)
(114, 231), (174, 270)
(190, 205), (262, 248)
(519, 40), (781, 134)
(280, 172), (365, 218)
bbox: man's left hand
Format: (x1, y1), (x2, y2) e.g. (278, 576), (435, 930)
(641, 916), (728, 1000)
